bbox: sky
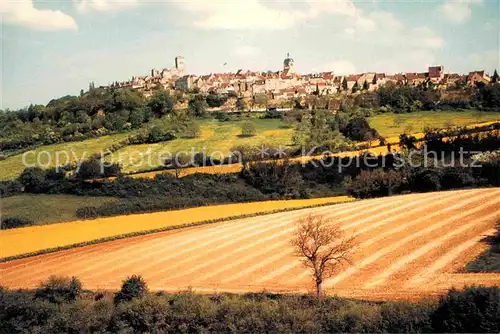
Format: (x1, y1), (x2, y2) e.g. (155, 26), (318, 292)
(1, 0), (499, 109)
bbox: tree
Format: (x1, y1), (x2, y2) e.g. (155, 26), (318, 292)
(148, 90), (175, 117)
(236, 97), (247, 112)
(188, 95), (207, 117)
(114, 275), (148, 304)
(76, 159), (103, 179)
(352, 82), (360, 93)
(182, 120), (201, 138)
(291, 214), (356, 299)
(240, 121), (256, 137)
(492, 69), (499, 83)
(362, 80), (369, 90)
(35, 275), (82, 304)
(19, 167), (47, 193)
(206, 93), (228, 108)
(147, 126), (175, 143)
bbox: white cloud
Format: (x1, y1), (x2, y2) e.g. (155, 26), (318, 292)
(369, 11), (404, 30)
(438, 0), (483, 24)
(174, 0), (364, 30)
(410, 27), (444, 48)
(1, 0), (77, 31)
(74, 0), (139, 12)
(467, 50), (500, 72)
(318, 60), (357, 74)
(174, 0), (304, 30)
(233, 45), (261, 57)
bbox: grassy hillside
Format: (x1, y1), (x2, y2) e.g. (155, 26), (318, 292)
(1, 194), (119, 224)
(106, 118), (293, 173)
(0, 133), (130, 181)
(369, 110), (500, 138)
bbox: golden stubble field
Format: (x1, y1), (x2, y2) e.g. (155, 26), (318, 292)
(1, 188), (499, 301)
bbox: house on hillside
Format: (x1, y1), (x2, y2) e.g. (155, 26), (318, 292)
(428, 65), (445, 83)
(346, 74), (362, 90)
(405, 72), (427, 86)
(467, 71), (491, 86)
(175, 75), (197, 91)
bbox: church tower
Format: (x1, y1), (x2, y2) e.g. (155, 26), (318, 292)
(283, 53), (296, 74)
(175, 56), (185, 74)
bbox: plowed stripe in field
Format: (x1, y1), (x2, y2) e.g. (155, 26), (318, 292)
(289, 188), (488, 284)
(365, 209), (500, 288)
(405, 228), (498, 287)
(274, 195), (448, 282)
(322, 190), (500, 289)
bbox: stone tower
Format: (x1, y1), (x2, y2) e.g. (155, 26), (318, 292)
(283, 53), (296, 74)
(175, 56), (185, 73)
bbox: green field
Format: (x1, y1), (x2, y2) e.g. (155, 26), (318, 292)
(2, 112), (498, 180)
(0, 133), (130, 181)
(1, 194), (119, 224)
(368, 110), (500, 138)
(106, 118), (293, 173)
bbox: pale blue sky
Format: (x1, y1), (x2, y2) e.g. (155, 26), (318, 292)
(1, 0), (499, 109)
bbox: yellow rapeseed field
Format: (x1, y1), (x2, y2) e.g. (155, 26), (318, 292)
(0, 196), (354, 259)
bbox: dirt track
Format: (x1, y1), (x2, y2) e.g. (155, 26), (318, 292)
(1, 188), (499, 301)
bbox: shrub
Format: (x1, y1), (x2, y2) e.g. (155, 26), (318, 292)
(409, 168), (442, 192)
(440, 167), (475, 190)
(431, 286), (500, 333)
(76, 159), (103, 179)
(34, 276), (82, 304)
(240, 121), (256, 137)
(342, 116), (379, 142)
(346, 168), (405, 198)
(0, 180), (23, 197)
(114, 275), (149, 304)
(241, 160), (307, 198)
(182, 120), (201, 139)
(75, 206), (99, 219)
(147, 126), (175, 143)
(380, 301), (433, 333)
(0, 217), (35, 229)
(110, 295), (170, 332)
(19, 166), (47, 193)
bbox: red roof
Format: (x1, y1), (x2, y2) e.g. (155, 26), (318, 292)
(346, 74), (361, 82)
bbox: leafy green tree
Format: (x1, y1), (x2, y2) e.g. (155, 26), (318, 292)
(19, 167), (47, 193)
(148, 90), (175, 117)
(114, 275), (148, 304)
(147, 126), (175, 143)
(188, 95), (207, 117)
(129, 109), (146, 128)
(35, 275), (82, 304)
(206, 93), (228, 108)
(352, 82), (360, 93)
(492, 69), (499, 83)
(76, 159), (103, 179)
(241, 121), (256, 137)
(362, 80), (369, 90)
(431, 287), (500, 333)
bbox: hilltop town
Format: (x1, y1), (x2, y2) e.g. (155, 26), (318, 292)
(102, 54), (495, 103)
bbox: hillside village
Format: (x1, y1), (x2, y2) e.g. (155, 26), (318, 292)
(102, 54), (494, 103)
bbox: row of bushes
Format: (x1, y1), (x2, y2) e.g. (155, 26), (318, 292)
(1, 275), (499, 333)
(0, 217), (34, 230)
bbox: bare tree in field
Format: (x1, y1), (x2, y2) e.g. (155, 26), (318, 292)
(291, 214), (356, 299)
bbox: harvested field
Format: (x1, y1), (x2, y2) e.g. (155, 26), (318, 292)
(1, 188), (499, 301)
(0, 196), (353, 259)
